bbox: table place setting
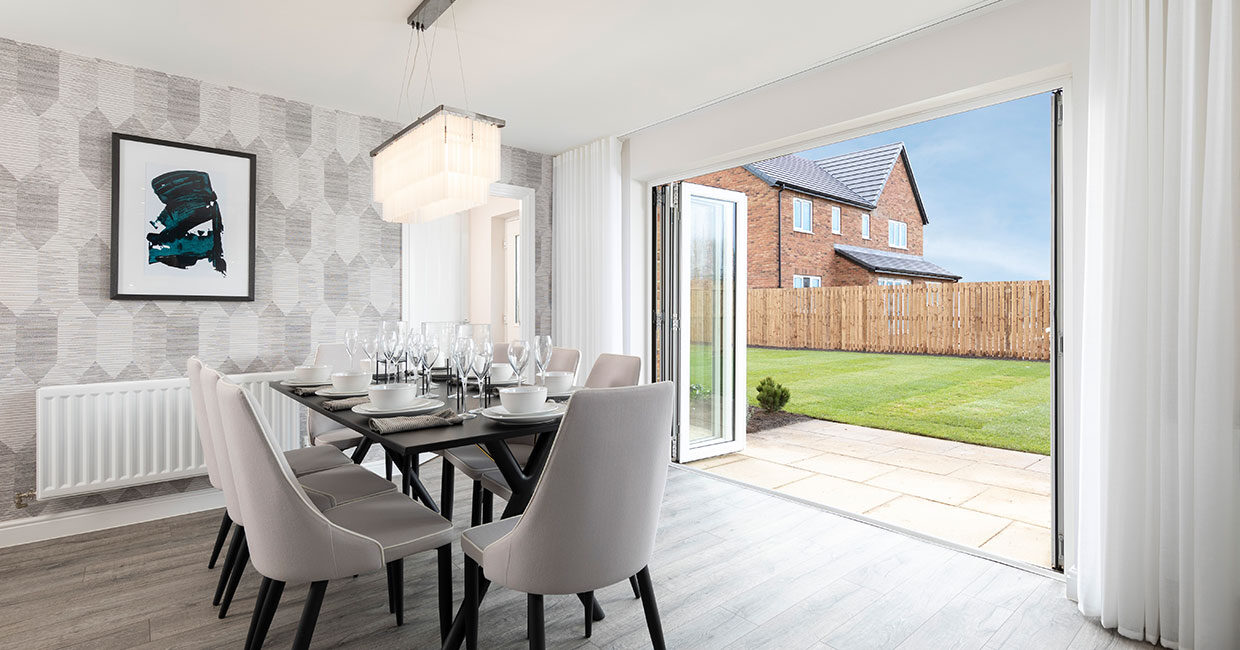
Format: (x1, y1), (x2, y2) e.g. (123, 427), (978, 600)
(480, 385), (568, 424)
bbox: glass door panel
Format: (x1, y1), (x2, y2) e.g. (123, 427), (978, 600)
(675, 183), (746, 462)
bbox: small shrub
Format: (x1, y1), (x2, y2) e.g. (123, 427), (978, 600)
(756, 377), (790, 412)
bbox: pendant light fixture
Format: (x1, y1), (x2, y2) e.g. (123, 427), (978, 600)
(371, 0), (504, 224)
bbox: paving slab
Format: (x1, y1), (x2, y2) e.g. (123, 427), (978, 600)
(866, 496), (1010, 547)
(866, 467), (989, 506)
(951, 463), (1052, 496)
(793, 452), (898, 483)
(962, 486), (1052, 528)
(776, 474), (901, 513)
(869, 448), (975, 475)
(979, 522), (1052, 567)
(706, 457), (813, 490)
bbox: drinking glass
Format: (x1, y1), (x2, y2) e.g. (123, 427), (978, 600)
(508, 339), (530, 386)
(534, 335), (554, 382)
(406, 331), (424, 379)
(381, 321), (403, 381)
(361, 329), (380, 377)
(418, 336), (440, 397)
(452, 336), (475, 401)
(471, 339), (494, 410)
(343, 328), (361, 370)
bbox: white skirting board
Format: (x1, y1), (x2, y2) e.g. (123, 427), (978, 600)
(0, 489), (224, 550)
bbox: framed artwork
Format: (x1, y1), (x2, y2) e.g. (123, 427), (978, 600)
(110, 133), (256, 301)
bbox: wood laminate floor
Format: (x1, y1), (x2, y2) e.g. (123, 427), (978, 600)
(0, 463), (1148, 649)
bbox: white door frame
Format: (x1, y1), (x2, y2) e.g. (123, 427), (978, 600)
(401, 182), (537, 337)
(675, 182), (747, 462)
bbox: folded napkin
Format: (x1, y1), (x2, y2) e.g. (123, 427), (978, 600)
(323, 396), (370, 411)
(290, 384), (331, 396)
(370, 409), (464, 435)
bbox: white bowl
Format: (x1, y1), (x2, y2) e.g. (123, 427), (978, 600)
(294, 365), (331, 383)
(368, 383), (417, 410)
(499, 385), (548, 414)
(540, 371), (574, 394)
(489, 363), (514, 382)
(331, 371), (370, 392)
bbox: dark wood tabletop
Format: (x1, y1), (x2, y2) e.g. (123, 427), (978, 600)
(269, 379), (562, 458)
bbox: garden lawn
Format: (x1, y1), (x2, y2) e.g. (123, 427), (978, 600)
(742, 347), (1051, 455)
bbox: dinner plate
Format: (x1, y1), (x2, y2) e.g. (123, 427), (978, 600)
(315, 387), (372, 398)
(547, 386), (583, 399)
(351, 398), (444, 417)
(280, 379), (331, 388)
(480, 402), (568, 424)
(469, 376), (520, 387)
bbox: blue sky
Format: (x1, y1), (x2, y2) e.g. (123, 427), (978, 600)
(800, 92), (1053, 282)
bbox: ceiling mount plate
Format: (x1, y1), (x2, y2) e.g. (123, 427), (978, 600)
(407, 0), (457, 31)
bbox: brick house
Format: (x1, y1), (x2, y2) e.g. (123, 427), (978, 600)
(685, 142), (960, 288)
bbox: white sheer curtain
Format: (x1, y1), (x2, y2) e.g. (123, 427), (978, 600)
(552, 137), (624, 373)
(1077, 1), (1238, 648)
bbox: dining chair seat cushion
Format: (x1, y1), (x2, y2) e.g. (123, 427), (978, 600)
(298, 465), (397, 509)
(440, 443), (534, 481)
(312, 427), (365, 451)
(479, 469), (513, 501)
(461, 516), (520, 564)
(322, 492), (456, 563)
(284, 445), (353, 476)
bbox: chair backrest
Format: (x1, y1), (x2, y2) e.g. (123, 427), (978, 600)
(214, 379), (384, 582)
(309, 343), (354, 437)
(584, 353), (642, 388)
(186, 357), (220, 490)
(483, 382), (674, 595)
(199, 365), (245, 525)
(547, 347), (581, 377)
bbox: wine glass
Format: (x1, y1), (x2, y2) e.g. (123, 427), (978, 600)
(471, 339), (493, 411)
(361, 329), (380, 378)
(534, 335), (553, 383)
(406, 331), (424, 381)
(418, 336), (440, 397)
(381, 321), (403, 382)
(508, 339), (530, 387)
(343, 328), (361, 371)
(452, 336), (475, 402)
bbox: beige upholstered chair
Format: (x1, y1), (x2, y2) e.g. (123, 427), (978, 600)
(546, 347), (581, 377)
(308, 343), (367, 451)
(213, 379), (456, 649)
(197, 363), (394, 618)
(584, 353), (643, 388)
(461, 383), (673, 649)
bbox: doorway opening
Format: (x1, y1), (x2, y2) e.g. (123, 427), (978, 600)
(654, 91), (1061, 569)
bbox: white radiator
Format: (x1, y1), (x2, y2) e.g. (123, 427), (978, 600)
(35, 371), (304, 499)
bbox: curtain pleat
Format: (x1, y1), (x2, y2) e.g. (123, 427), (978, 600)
(1077, 1), (1238, 648)
(552, 137), (624, 372)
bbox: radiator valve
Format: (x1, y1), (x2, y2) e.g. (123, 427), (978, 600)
(14, 490), (35, 509)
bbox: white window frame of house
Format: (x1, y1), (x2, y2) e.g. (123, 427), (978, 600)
(792, 197), (813, 233)
(889, 220), (908, 249)
(861, 213), (871, 239)
(831, 205), (841, 234)
(792, 274), (821, 288)
(877, 277), (911, 286)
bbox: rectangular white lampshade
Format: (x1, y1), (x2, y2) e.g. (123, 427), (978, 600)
(372, 107), (502, 223)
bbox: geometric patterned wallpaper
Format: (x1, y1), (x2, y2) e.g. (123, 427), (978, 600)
(0, 37), (553, 523)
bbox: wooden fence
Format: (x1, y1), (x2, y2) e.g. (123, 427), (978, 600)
(695, 280), (1051, 361)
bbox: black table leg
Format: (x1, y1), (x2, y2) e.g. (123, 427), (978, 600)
(350, 439), (372, 464)
(394, 451), (440, 513)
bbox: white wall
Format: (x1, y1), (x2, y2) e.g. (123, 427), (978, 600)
(620, 0), (1090, 579)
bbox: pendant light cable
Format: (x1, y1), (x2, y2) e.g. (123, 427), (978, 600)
(418, 26), (439, 115)
(450, 4), (470, 112)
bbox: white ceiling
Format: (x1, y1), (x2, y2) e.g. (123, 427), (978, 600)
(0, 0), (992, 154)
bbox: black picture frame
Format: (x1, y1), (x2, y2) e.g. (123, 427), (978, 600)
(110, 133), (257, 301)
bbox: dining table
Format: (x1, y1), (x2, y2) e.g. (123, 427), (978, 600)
(271, 374), (603, 648)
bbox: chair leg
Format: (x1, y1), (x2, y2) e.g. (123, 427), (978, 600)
(292, 581), (328, 650)
(528, 594), (545, 650)
(245, 577), (272, 650)
(636, 566), (666, 650)
(437, 545), (453, 641)
(441, 458), (455, 521)
(390, 559), (405, 626)
(629, 574), (641, 598)
(482, 489), (494, 524)
(219, 541), (250, 618)
(470, 481), (483, 527)
(385, 561), (396, 614)
(249, 579), (284, 650)
(208, 512), (232, 568)
(214, 525), (245, 605)
(464, 555), (480, 650)
(580, 590), (594, 638)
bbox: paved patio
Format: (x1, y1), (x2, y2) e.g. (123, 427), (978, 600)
(688, 418), (1053, 567)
